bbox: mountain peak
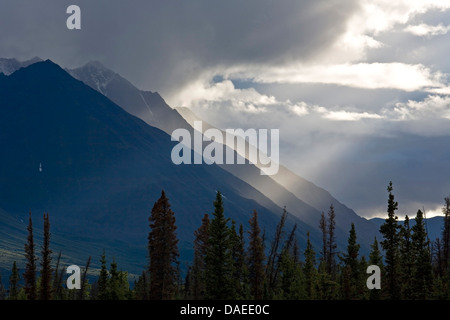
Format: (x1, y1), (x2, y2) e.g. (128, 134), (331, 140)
(11, 59), (70, 79)
(68, 61), (119, 95)
(83, 60), (110, 71)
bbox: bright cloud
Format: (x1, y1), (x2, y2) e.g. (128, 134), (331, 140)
(387, 94), (450, 120)
(404, 23), (450, 37)
(319, 0), (450, 64)
(173, 78), (387, 123)
(322, 110), (384, 121)
(226, 62), (446, 92)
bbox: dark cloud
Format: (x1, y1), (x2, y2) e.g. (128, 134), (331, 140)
(0, 0), (359, 93)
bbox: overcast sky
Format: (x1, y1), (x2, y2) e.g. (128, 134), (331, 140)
(1, 0), (450, 218)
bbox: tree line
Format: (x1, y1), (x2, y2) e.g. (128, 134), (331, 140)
(1, 182), (450, 300)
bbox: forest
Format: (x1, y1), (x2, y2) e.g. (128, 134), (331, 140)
(1, 181), (450, 300)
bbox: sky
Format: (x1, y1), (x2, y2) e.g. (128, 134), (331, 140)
(1, 0), (450, 219)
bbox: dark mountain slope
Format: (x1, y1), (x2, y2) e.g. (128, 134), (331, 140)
(0, 60), (321, 273)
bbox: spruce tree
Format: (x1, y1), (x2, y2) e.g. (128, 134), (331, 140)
(279, 240), (305, 300)
(134, 271), (149, 300)
(148, 190), (179, 300)
(340, 223), (361, 300)
(23, 212), (37, 300)
(399, 216), (413, 299)
(39, 213), (53, 300)
(230, 221), (248, 299)
(192, 214), (210, 300)
(303, 232), (317, 300)
(442, 196), (450, 273)
(108, 259), (129, 300)
(97, 250), (109, 300)
(440, 196), (450, 296)
(411, 209), (433, 299)
(319, 212), (328, 270)
(205, 191), (233, 299)
(8, 261), (20, 300)
(379, 181), (401, 299)
(247, 210), (265, 300)
(327, 204), (337, 280)
(432, 237), (444, 278)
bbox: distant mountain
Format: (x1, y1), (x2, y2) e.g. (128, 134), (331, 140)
(0, 60), (323, 274)
(369, 216), (444, 243)
(67, 61), (191, 134)
(0, 57), (42, 75)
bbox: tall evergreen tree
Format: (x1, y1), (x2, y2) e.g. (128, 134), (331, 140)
(205, 191), (233, 299)
(247, 210), (265, 300)
(39, 213), (53, 300)
(8, 261), (20, 300)
(442, 196), (450, 273)
(230, 221), (248, 299)
(23, 212), (37, 300)
(340, 223), (361, 300)
(192, 213), (210, 300)
(411, 209), (433, 299)
(97, 250), (109, 300)
(379, 181), (401, 299)
(134, 271), (149, 300)
(148, 190), (179, 300)
(399, 216), (414, 299)
(319, 212), (328, 270)
(279, 232), (305, 300)
(108, 258), (129, 300)
(303, 232), (317, 300)
(327, 205), (337, 280)
(432, 237), (444, 277)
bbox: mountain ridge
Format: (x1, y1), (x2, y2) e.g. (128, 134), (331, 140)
(0, 60), (324, 274)
(66, 60), (380, 253)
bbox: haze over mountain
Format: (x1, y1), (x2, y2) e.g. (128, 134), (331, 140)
(66, 60), (381, 253)
(0, 60), (330, 274)
(67, 61), (191, 135)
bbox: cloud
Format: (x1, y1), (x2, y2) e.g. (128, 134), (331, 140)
(173, 78), (388, 124)
(224, 62), (447, 92)
(404, 23), (450, 37)
(322, 110), (384, 121)
(386, 94), (450, 120)
(317, 0), (450, 64)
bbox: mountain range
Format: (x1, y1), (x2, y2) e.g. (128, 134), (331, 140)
(0, 59), (317, 275)
(2, 58), (440, 278)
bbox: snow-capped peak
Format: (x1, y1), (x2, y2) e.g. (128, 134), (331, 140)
(67, 61), (118, 95)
